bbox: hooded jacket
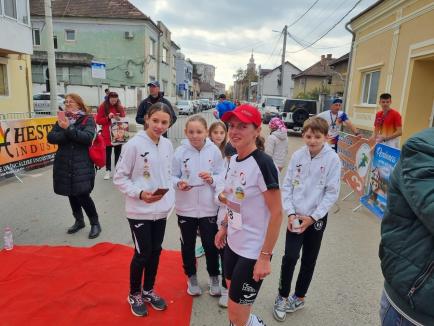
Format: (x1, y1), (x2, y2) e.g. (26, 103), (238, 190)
(265, 129), (289, 168)
(113, 130), (174, 220)
(216, 100), (235, 119)
(282, 143), (341, 220)
(379, 127), (434, 326)
(172, 138), (225, 218)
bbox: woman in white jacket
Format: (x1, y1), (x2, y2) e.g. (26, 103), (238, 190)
(265, 117), (289, 171)
(113, 103), (174, 318)
(173, 115), (225, 298)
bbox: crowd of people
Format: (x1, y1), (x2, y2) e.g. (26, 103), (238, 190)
(46, 82), (432, 326)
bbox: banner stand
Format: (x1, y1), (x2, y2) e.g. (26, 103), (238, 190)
(342, 190), (355, 201)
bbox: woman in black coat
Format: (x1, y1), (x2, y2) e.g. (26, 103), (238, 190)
(48, 93), (101, 239)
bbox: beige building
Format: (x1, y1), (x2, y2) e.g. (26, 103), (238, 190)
(329, 53), (349, 97)
(292, 54), (336, 98)
(0, 0), (33, 115)
(346, 0), (434, 142)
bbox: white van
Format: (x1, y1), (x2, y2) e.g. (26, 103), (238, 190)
(260, 96), (286, 124)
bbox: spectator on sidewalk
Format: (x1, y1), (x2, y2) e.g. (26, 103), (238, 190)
(47, 93), (101, 239)
(136, 81), (177, 138)
(215, 94), (235, 120)
(379, 127), (434, 326)
(265, 117), (289, 171)
(96, 91), (126, 180)
(370, 93), (402, 148)
(317, 98), (360, 152)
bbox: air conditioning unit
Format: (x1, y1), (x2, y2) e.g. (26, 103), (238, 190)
(125, 70), (134, 78)
(124, 31), (134, 39)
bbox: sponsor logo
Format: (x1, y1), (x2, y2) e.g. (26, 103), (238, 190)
(314, 220), (324, 231)
(239, 298), (255, 305)
(243, 293), (256, 299)
(134, 223), (144, 228)
(242, 282), (256, 293)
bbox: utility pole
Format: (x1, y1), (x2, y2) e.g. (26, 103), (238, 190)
(280, 25), (288, 97)
(44, 0), (58, 113)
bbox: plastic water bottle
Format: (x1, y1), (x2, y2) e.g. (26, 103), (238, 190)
(3, 226), (13, 250)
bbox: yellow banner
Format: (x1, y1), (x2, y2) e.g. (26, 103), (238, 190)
(0, 117), (57, 177)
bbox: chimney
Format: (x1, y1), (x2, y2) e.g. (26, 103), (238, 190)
(320, 55), (325, 66)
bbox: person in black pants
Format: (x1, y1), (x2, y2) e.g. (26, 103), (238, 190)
(273, 117), (341, 322)
(47, 93), (101, 239)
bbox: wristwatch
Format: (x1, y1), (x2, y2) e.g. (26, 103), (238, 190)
(220, 220), (228, 228)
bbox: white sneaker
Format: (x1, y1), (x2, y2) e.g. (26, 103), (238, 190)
(187, 275), (202, 296)
(209, 276), (221, 296)
(103, 171), (111, 180)
(219, 287), (228, 308)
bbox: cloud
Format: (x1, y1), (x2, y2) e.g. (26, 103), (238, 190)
(130, 0), (378, 88)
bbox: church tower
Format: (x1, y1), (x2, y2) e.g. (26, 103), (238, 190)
(247, 50), (256, 75)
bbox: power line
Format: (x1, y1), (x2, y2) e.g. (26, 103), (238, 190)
(288, 0), (321, 28)
(263, 33), (283, 67)
(287, 0), (362, 54)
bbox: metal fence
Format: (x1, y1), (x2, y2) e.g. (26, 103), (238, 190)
(168, 110), (216, 148)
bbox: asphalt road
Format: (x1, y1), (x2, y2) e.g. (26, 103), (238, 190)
(0, 112), (383, 325)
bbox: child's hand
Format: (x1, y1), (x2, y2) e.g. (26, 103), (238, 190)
(218, 192), (227, 204)
(214, 228), (227, 249)
(198, 172), (213, 184)
(287, 214), (296, 232)
(298, 215), (315, 233)
(177, 180), (191, 191)
(140, 191), (163, 203)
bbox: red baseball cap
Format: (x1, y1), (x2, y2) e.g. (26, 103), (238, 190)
(221, 104), (262, 127)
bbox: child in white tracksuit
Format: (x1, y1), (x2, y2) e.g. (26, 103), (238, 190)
(172, 115), (225, 297)
(265, 117), (289, 171)
(113, 103), (174, 317)
(273, 116), (341, 322)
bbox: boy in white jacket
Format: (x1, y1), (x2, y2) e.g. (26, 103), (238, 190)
(113, 103), (174, 317)
(273, 117), (341, 322)
(172, 115), (225, 297)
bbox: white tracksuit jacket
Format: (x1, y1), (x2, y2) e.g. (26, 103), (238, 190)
(282, 143), (341, 220)
(113, 130), (174, 220)
(172, 138), (225, 218)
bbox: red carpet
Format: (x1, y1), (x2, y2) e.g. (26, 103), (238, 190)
(0, 243), (192, 326)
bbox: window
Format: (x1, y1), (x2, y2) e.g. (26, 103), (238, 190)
(162, 80), (168, 92)
(53, 36), (58, 49)
(33, 29), (41, 46)
(162, 47), (168, 63)
(0, 63), (9, 96)
(149, 75), (155, 82)
(361, 70), (380, 104)
(31, 65), (44, 83)
(172, 83), (176, 97)
(149, 38), (156, 57)
(69, 67), (82, 84)
(172, 55), (176, 67)
(16, 0), (28, 24)
(4, 0), (17, 19)
(65, 30), (75, 41)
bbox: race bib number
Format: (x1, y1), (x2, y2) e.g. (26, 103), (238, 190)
(226, 199), (242, 230)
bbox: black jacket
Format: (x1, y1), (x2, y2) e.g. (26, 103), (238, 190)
(379, 127), (434, 326)
(135, 93), (177, 126)
(47, 115), (96, 196)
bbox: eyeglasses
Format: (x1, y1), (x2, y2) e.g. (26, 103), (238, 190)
(64, 100), (76, 104)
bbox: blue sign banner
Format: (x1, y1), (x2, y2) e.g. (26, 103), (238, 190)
(360, 144), (400, 218)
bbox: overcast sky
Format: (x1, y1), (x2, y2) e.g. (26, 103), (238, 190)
(130, 0), (378, 89)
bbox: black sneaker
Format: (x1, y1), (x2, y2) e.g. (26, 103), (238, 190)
(127, 292), (148, 317)
(142, 289), (167, 311)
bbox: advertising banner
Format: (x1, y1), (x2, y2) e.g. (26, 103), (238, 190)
(0, 117), (57, 178)
(360, 144), (400, 218)
(337, 132), (376, 196)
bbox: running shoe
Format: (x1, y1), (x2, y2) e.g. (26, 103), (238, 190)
(219, 287), (228, 308)
(273, 294), (288, 322)
(142, 289), (167, 311)
(195, 245), (205, 258)
(209, 276), (221, 296)
(187, 274), (202, 296)
(127, 292), (148, 317)
(287, 294), (305, 312)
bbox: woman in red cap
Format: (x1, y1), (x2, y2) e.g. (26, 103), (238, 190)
(215, 104), (283, 326)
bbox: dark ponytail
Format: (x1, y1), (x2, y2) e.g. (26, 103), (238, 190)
(256, 135), (265, 151)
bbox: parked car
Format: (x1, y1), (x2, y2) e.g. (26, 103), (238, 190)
(176, 100), (195, 115)
(260, 96), (286, 124)
(33, 93), (65, 113)
(280, 99), (319, 132)
(199, 99), (211, 111)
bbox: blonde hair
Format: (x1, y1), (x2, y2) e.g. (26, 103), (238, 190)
(302, 116), (329, 136)
(65, 93), (92, 114)
(208, 121), (227, 156)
